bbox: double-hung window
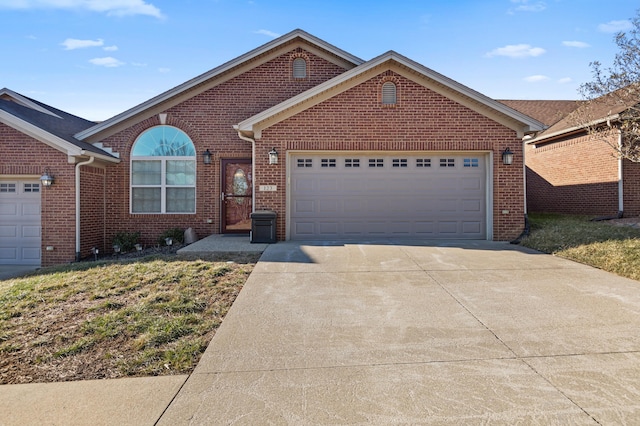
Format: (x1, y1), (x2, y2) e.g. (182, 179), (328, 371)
(130, 125), (196, 214)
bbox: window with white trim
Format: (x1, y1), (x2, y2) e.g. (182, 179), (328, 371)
(130, 125), (196, 214)
(0, 183), (16, 193)
(24, 183), (40, 193)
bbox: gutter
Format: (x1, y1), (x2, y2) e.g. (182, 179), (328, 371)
(75, 156), (95, 261)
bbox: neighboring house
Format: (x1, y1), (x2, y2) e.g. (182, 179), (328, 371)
(518, 92), (640, 217)
(0, 29), (544, 267)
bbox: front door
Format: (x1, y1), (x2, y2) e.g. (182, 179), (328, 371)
(221, 159), (252, 233)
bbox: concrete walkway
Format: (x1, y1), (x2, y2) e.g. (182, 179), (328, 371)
(2, 240), (640, 424)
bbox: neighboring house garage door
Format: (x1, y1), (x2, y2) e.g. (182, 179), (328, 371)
(290, 153), (487, 240)
(0, 180), (41, 265)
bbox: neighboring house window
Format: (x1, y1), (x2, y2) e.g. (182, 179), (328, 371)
(130, 125), (196, 214)
(382, 82), (397, 105)
(293, 58), (307, 79)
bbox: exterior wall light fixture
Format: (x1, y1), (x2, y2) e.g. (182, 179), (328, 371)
(269, 147), (278, 165)
(502, 147), (514, 165)
(202, 149), (212, 165)
(40, 167), (54, 187)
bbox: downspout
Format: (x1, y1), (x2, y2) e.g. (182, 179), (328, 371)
(75, 156), (95, 261)
(235, 129), (256, 213)
(618, 129), (624, 217)
(511, 137), (530, 244)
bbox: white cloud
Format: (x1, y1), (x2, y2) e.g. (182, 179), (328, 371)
(61, 38), (104, 50)
(486, 44), (546, 58)
(558, 77), (572, 84)
(131, 62), (147, 67)
(598, 19), (632, 33)
(89, 56), (125, 67)
(254, 29), (281, 38)
(524, 75), (550, 83)
(158, 67), (171, 73)
(562, 40), (590, 48)
(509, 0), (546, 13)
(0, 0), (164, 19)
(103, 45), (118, 51)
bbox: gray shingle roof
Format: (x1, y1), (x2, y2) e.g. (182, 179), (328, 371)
(0, 92), (116, 158)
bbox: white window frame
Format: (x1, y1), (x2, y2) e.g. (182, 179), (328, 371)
(130, 126), (196, 214)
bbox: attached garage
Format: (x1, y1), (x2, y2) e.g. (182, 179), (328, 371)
(289, 152), (488, 240)
(0, 179), (41, 265)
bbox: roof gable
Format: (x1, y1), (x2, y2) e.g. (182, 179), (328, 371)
(77, 29), (365, 142)
(0, 88), (119, 161)
(236, 51), (546, 139)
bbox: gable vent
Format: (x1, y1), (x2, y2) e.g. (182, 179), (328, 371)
(293, 58), (307, 79)
(382, 82), (397, 105)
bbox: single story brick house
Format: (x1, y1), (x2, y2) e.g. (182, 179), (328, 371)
(514, 91), (640, 217)
(1, 29), (545, 267)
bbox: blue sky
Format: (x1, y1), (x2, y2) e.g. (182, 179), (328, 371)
(1, 0), (638, 121)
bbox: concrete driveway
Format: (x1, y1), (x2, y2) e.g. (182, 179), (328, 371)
(159, 240), (640, 425)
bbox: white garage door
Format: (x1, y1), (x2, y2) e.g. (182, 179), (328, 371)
(0, 180), (42, 265)
(290, 153), (487, 240)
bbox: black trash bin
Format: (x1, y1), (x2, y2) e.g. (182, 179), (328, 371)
(250, 210), (277, 243)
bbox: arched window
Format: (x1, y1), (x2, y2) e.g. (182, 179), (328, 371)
(292, 57), (307, 79)
(130, 125), (196, 213)
(382, 81), (397, 105)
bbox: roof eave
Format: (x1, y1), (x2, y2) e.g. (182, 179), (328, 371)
(76, 29), (365, 141)
(0, 110), (119, 163)
(238, 51), (546, 137)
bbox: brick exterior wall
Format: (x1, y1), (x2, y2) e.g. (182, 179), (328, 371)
(622, 159), (640, 216)
(254, 71), (525, 241)
(2, 45), (539, 265)
(525, 133), (620, 216)
(80, 165), (106, 257)
(0, 123), (75, 266)
(97, 48), (348, 249)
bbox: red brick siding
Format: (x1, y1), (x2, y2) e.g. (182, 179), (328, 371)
(526, 133), (619, 215)
(79, 165), (106, 258)
(254, 71), (525, 241)
(622, 159), (640, 216)
(0, 123), (76, 266)
(98, 48), (347, 248)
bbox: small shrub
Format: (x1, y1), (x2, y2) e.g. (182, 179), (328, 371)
(157, 228), (185, 246)
(112, 231), (141, 252)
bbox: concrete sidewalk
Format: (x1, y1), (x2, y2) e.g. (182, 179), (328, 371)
(2, 240), (640, 424)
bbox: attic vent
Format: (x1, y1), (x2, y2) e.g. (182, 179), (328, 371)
(293, 58), (307, 79)
(382, 82), (397, 105)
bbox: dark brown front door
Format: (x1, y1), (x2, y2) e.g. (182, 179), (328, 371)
(221, 159), (252, 233)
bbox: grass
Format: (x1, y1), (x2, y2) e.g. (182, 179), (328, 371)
(0, 253), (259, 384)
(521, 213), (640, 281)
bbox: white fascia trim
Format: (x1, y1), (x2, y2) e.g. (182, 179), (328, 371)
(0, 110), (119, 163)
(527, 114), (618, 144)
(76, 29), (365, 140)
(237, 51), (546, 136)
(0, 88), (62, 119)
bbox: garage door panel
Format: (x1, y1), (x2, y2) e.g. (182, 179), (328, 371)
(462, 199), (482, 212)
(463, 221), (482, 234)
(23, 225), (41, 238)
(0, 226), (17, 237)
(290, 153), (487, 240)
(0, 180), (41, 265)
